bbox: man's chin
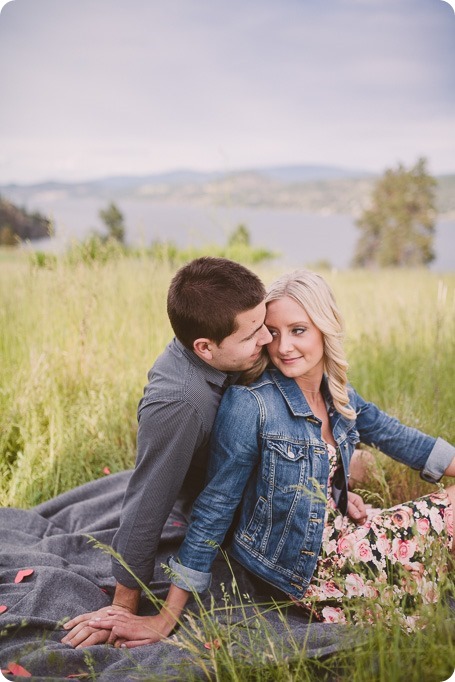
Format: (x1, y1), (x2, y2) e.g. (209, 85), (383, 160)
(241, 353), (267, 373)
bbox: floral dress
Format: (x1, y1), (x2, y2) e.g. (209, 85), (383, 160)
(297, 445), (453, 631)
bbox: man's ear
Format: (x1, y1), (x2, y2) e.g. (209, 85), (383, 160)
(193, 338), (215, 361)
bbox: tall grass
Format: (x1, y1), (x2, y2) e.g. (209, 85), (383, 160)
(1, 253), (454, 506)
(1, 250), (454, 680)
(0, 253), (175, 505)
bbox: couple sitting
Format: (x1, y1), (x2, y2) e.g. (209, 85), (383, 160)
(63, 258), (454, 649)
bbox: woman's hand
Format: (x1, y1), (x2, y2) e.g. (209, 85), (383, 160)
(347, 491), (368, 525)
(88, 611), (175, 648)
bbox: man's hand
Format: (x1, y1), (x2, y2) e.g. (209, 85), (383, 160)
(88, 611), (175, 649)
(61, 605), (131, 649)
(61, 582), (141, 648)
(86, 584), (190, 649)
(347, 491), (368, 525)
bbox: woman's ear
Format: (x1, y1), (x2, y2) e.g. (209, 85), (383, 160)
(193, 338), (214, 361)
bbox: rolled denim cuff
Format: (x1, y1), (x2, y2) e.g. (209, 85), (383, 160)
(420, 437), (455, 483)
(168, 556), (212, 593)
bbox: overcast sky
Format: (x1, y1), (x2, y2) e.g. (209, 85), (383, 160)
(0, 0), (454, 184)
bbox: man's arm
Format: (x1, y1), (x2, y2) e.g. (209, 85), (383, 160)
(62, 399), (205, 648)
(111, 400), (205, 588)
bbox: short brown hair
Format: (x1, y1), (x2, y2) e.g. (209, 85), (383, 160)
(167, 257), (266, 349)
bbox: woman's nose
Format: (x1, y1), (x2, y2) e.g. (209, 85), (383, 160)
(278, 334), (293, 354)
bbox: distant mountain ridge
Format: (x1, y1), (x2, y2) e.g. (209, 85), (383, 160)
(1, 164), (454, 218)
(1, 164), (370, 191)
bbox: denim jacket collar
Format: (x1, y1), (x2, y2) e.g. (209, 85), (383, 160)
(268, 368), (334, 418)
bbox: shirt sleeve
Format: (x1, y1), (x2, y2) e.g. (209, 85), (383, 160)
(169, 386), (261, 592)
(351, 390), (455, 481)
(111, 399), (205, 588)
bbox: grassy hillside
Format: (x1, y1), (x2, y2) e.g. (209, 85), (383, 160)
(1, 251), (454, 681)
(1, 252), (453, 507)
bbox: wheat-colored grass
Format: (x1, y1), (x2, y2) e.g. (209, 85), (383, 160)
(1, 253), (453, 508)
(1, 250), (454, 680)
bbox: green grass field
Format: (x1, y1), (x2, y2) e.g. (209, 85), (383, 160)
(1, 248), (454, 680)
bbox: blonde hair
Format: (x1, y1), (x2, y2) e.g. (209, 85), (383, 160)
(265, 270), (356, 420)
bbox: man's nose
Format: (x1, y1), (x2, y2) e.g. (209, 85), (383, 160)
(258, 325), (273, 345)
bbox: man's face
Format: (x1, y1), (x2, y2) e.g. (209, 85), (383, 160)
(209, 301), (272, 372)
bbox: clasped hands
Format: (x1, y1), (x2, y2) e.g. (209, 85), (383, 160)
(61, 605), (175, 649)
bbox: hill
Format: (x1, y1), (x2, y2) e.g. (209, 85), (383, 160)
(0, 196), (52, 244)
(1, 165), (454, 219)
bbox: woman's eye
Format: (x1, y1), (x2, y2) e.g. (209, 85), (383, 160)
(267, 329), (277, 338)
(293, 327), (306, 335)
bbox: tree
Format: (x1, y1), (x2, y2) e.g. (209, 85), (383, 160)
(353, 158), (437, 267)
(228, 224), (250, 247)
(99, 202), (126, 244)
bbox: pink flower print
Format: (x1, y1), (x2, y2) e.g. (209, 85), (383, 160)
(320, 580), (344, 599)
(345, 573), (365, 597)
(403, 615), (418, 633)
(337, 535), (354, 557)
(324, 539), (338, 556)
(429, 490), (449, 503)
(421, 579), (439, 604)
(391, 507), (413, 529)
(416, 517), (430, 535)
(429, 506), (444, 534)
(404, 560), (425, 581)
(303, 584), (318, 598)
(414, 500), (430, 516)
(333, 514), (345, 531)
(351, 524), (370, 542)
(353, 539), (374, 563)
(375, 533), (392, 555)
(443, 505), (453, 539)
(322, 525), (333, 543)
(362, 582), (379, 599)
(321, 606), (347, 623)
(392, 538), (417, 563)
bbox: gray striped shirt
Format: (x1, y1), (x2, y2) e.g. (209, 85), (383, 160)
(112, 338), (237, 588)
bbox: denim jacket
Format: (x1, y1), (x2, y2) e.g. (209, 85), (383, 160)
(169, 369), (454, 600)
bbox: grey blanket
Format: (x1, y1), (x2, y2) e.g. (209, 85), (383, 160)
(0, 472), (355, 680)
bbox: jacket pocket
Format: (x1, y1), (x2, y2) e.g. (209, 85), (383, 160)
(263, 438), (309, 493)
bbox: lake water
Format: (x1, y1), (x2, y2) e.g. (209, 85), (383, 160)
(13, 194), (455, 270)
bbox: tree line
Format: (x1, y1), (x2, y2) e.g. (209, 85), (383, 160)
(3, 158), (439, 268)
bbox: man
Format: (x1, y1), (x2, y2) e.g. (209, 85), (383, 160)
(62, 256), (272, 648)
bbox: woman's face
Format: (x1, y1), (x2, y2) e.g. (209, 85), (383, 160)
(265, 296), (324, 382)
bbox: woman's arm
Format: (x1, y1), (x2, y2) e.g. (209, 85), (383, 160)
(443, 455), (455, 478)
(351, 390), (455, 483)
(170, 385), (262, 587)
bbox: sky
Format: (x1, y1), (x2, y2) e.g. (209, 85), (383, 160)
(0, 0), (454, 184)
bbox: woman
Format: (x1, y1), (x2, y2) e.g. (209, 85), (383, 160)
(90, 270), (455, 646)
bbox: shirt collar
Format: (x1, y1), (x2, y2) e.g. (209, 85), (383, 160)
(173, 337), (240, 388)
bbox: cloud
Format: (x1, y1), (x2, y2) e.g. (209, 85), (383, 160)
(0, 0), (454, 182)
